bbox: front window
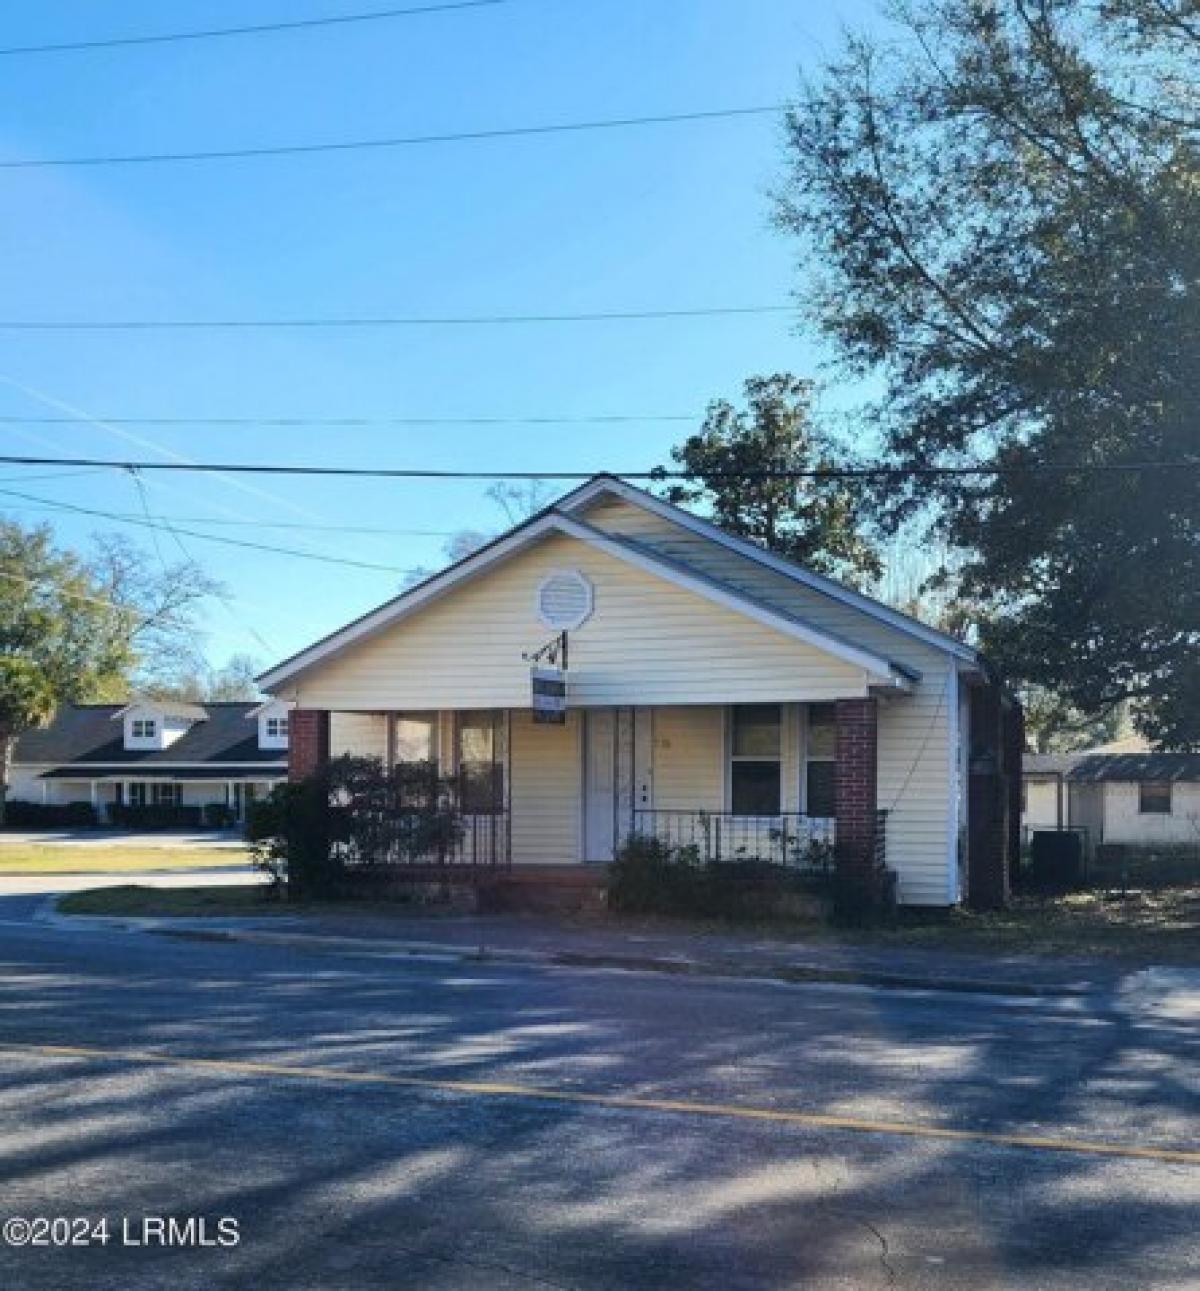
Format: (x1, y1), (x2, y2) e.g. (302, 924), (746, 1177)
(457, 711), (504, 814)
(128, 782), (147, 807)
(152, 783), (181, 807)
(730, 705), (782, 815)
(131, 719), (156, 739)
(393, 713), (437, 766)
(804, 704), (837, 817)
(1139, 782), (1172, 814)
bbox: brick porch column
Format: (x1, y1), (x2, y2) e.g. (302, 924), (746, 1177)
(834, 697), (879, 887)
(289, 709), (330, 781)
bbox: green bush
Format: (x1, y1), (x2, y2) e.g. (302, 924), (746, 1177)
(2, 800), (98, 828)
(109, 803), (203, 830)
(202, 802), (236, 830)
(608, 834), (830, 921)
(245, 756), (466, 900)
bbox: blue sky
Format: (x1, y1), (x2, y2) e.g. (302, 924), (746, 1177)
(0, 0), (880, 673)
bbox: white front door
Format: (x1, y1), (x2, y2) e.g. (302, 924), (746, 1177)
(583, 709), (617, 862)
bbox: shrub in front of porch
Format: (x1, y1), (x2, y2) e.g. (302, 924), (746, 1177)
(246, 755), (465, 899)
(607, 834), (832, 922)
(1, 800), (98, 829)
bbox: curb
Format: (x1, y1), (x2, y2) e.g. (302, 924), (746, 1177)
(153, 925), (1095, 1000)
(40, 901), (1100, 1001)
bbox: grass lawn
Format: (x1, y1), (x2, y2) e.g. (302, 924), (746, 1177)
(0, 845), (251, 874)
(58, 885), (282, 917)
(858, 887), (1200, 962)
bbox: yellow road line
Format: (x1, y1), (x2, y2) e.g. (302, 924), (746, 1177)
(5, 1041), (1199, 1166)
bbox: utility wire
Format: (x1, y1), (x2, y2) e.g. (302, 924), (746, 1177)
(0, 486), (410, 574)
(0, 1), (508, 57)
(0, 504), (460, 538)
(0, 455), (1194, 481)
(0, 305), (791, 330)
(0, 413), (700, 427)
(0, 105), (784, 171)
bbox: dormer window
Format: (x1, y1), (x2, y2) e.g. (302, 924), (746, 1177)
(251, 700), (293, 750)
(131, 718), (157, 739)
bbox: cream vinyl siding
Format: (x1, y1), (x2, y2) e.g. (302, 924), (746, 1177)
(877, 683), (955, 905)
(510, 710), (581, 863)
(1023, 778), (1063, 832)
(329, 712), (388, 760)
(1103, 781), (1200, 845)
(285, 534), (870, 712)
(584, 497), (960, 906)
(653, 706), (724, 811)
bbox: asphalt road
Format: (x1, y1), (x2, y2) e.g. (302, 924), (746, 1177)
(0, 897), (1196, 1289)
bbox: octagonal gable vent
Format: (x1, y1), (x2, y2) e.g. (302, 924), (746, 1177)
(537, 569), (593, 630)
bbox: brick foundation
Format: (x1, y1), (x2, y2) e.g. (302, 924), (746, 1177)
(834, 697), (879, 884)
(289, 709), (330, 781)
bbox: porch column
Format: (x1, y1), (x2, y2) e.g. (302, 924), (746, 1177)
(289, 709), (330, 781)
(834, 697), (879, 889)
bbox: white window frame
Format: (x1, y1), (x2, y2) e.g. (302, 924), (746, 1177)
(727, 704), (783, 817)
(1138, 781), (1172, 815)
(265, 716), (289, 740)
(131, 718), (157, 739)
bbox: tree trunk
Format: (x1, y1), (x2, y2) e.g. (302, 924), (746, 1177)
(0, 731), (13, 828)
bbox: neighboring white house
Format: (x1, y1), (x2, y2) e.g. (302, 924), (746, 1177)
(1023, 736), (1200, 852)
(259, 475), (1021, 908)
(10, 698), (292, 822)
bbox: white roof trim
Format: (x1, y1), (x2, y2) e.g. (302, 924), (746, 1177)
(245, 699), (295, 719)
(259, 508), (907, 690)
(559, 476), (979, 663)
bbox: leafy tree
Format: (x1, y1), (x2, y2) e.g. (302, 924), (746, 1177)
(0, 518), (223, 812)
(656, 374), (883, 586)
(775, 0), (1200, 746)
(0, 659), (56, 823)
(1021, 685), (1125, 754)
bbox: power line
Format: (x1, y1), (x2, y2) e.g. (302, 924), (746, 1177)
(0, 486), (411, 574)
(0, 413), (700, 427)
(0, 104), (784, 171)
(0, 1), (508, 57)
(0, 305), (791, 330)
(0, 454), (1195, 481)
(0, 502), (461, 538)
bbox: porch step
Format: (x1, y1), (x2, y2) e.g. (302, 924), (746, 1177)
(479, 866), (608, 916)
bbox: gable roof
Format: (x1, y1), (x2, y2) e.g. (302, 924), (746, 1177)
(14, 703), (287, 768)
(111, 699), (209, 722)
(558, 476), (980, 664)
(258, 500), (918, 691)
(1024, 749), (1200, 783)
(1069, 753), (1200, 784)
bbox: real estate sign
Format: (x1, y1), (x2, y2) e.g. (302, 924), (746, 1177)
(531, 666), (567, 724)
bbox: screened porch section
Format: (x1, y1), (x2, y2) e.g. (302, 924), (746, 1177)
(321, 700), (880, 874)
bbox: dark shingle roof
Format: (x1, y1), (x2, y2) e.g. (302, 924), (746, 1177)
(1067, 753), (1200, 784)
(14, 703), (286, 768)
(1023, 754), (1081, 776)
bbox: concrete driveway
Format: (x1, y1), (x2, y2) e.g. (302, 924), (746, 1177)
(0, 913), (1195, 1288)
(0, 829), (247, 849)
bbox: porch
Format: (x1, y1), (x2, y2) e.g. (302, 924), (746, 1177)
(296, 701), (888, 884)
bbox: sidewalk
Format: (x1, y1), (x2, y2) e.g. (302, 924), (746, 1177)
(122, 908), (1136, 998)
